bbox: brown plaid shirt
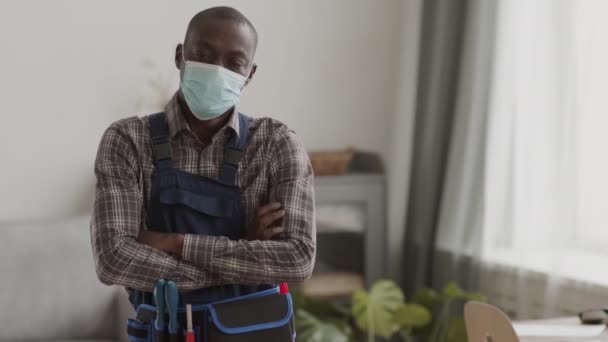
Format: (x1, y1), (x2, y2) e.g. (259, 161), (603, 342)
(90, 93), (316, 292)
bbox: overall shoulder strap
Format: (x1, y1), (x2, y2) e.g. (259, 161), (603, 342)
(220, 113), (250, 185)
(149, 112), (172, 168)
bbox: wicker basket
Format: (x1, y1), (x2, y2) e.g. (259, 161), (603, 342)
(298, 272), (364, 299)
(308, 149), (354, 176)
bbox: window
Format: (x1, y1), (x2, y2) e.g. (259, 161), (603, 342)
(482, 0), (608, 285)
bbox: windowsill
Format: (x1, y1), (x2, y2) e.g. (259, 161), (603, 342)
(482, 247), (608, 287)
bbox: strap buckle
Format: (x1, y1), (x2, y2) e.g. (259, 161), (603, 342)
(224, 148), (244, 166)
(153, 142), (172, 161)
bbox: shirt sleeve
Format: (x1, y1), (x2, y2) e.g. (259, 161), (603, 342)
(90, 122), (220, 291)
(181, 128), (316, 284)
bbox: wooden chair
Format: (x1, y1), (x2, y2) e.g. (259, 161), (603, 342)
(464, 301), (519, 342)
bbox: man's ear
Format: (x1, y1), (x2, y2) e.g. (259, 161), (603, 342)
(175, 43), (184, 70)
(244, 63), (257, 87)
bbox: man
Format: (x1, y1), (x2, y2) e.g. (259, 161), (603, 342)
(90, 6), (315, 340)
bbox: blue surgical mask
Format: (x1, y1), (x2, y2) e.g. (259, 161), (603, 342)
(180, 61), (249, 121)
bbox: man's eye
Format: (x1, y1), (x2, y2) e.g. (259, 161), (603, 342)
(231, 60), (246, 67)
(195, 52), (213, 62)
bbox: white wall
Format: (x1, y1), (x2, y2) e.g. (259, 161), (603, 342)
(0, 0), (404, 221)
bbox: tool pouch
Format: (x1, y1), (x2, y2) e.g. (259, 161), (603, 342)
(156, 328), (169, 342)
(126, 318), (153, 342)
(206, 291), (295, 342)
(127, 288), (295, 342)
(127, 320), (198, 342)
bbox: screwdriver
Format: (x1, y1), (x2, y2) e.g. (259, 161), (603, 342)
(153, 279), (167, 331)
(186, 304), (195, 342)
(165, 281), (179, 341)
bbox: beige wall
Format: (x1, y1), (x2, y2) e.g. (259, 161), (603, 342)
(0, 0), (411, 221)
(0, 0), (422, 280)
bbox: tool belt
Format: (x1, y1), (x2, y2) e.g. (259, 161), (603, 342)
(126, 286), (295, 342)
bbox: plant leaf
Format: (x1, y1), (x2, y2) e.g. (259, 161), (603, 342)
(463, 292), (486, 302)
(396, 303), (432, 328)
(352, 279), (404, 338)
(296, 309), (350, 342)
(326, 317), (353, 337)
(445, 316), (467, 342)
(441, 281), (464, 300)
(413, 287), (438, 310)
(292, 290), (348, 319)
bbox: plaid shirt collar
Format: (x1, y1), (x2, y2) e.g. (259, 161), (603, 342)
(164, 92), (240, 139)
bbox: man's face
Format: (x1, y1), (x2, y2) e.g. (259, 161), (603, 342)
(175, 18), (257, 84)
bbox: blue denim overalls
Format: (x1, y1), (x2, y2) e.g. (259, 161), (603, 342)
(127, 112), (287, 341)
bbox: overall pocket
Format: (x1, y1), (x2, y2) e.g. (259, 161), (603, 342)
(158, 187), (240, 237)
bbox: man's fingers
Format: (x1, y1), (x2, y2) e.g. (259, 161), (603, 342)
(259, 209), (285, 228)
(136, 230), (154, 242)
(263, 227), (285, 240)
(256, 202), (282, 216)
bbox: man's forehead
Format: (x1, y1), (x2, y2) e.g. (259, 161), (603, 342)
(185, 18), (256, 53)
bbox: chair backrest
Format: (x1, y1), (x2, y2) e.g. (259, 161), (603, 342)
(464, 301), (519, 342)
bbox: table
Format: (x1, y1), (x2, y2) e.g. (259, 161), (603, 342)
(516, 317), (608, 341)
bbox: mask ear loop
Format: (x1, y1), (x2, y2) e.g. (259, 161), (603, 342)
(241, 63), (254, 90)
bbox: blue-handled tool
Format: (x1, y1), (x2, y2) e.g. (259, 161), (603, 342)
(153, 279), (167, 331)
(165, 280), (179, 335)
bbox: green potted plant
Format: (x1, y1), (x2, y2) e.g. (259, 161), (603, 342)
(294, 279), (485, 342)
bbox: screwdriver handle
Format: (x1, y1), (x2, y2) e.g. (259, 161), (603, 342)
(165, 281), (179, 334)
(153, 279), (167, 330)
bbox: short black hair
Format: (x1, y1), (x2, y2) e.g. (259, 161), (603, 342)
(185, 6), (258, 46)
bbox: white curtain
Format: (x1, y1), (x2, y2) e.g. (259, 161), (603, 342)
(480, 0), (608, 317)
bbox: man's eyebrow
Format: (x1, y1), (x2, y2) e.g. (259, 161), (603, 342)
(228, 50), (249, 59)
(191, 41), (216, 51)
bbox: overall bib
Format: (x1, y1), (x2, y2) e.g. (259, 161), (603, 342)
(126, 112), (295, 342)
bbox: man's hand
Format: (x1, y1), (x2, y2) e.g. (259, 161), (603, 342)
(137, 230), (184, 257)
(246, 202), (285, 240)
(138, 202), (284, 253)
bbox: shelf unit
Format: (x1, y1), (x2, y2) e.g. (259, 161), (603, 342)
(302, 152), (386, 297)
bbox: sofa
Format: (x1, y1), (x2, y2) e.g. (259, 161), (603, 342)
(0, 215), (134, 341)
